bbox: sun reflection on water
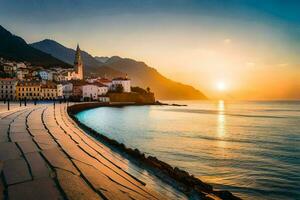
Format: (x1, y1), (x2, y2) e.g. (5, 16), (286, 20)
(217, 100), (226, 138)
(217, 100), (226, 147)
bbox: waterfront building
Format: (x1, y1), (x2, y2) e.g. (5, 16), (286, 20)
(82, 83), (108, 100)
(98, 95), (110, 102)
(57, 84), (63, 99)
(58, 82), (73, 99)
(67, 44), (84, 80)
(82, 84), (99, 100)
(70, 80), (86, 101)
(97, 78), (112, 88)
(0, 78), (18, 100)
(16, 80), (41, 100)
(41, 82), (58, 100)
(112, 77), (131, 92)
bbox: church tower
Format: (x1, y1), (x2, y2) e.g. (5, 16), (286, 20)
(74, 44), (84, 80)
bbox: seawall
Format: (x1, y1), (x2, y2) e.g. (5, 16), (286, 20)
(67, 102), (241, 200)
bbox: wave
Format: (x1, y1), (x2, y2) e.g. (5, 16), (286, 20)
(163, 108), (292, 119)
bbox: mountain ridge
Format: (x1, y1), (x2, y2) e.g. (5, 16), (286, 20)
(31, 39), (125, 78)
(30, 39), (207, 99)
(0, 25), (71, 68)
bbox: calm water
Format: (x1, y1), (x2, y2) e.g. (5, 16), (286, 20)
(76, 101), (300, 200)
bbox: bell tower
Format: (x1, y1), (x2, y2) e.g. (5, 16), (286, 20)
(74, 44), (84, 80)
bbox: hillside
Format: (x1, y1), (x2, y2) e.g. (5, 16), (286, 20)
(31, 39), (207, 100)
(103, 57), (207, 100)
(0, 25), (70, 68)
(31, 39), (124, 78)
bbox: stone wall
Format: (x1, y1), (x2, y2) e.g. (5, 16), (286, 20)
(108, 92), (155, 104)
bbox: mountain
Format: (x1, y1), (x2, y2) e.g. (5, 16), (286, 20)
(102, 57), (207, 100)
(31, 39), (124, 78)
(0, 25), (70, 68)
(94, 56), (110, 63)
(31, 39), (207, 100)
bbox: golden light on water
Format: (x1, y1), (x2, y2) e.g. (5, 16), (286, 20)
(217, 100), (226, 138)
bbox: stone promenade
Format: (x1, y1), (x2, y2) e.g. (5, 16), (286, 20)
(0, 103), (186, 200)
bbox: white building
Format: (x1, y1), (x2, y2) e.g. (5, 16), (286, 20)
(112, 77), (131, 92)
(82, 83), (108, 100)
(58, 82), (73, 99)
(0, 78), (18, 100)
(39, 70), (54, 81)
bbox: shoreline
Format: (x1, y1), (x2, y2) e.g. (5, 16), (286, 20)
(67, 102), (241, 200)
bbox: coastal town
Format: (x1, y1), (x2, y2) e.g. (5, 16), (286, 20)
(0, 45), (137, 103)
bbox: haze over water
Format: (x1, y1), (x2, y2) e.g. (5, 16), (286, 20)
(76, 101), (300, 199)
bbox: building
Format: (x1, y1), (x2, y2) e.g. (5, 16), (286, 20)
(16, 81), (41, 100)
(57, 82), (73, 99)
(0, 78), (18, 100)
(67, 44), (84, 80)
(111, 77), (131, 92)
(82, 83), (108, 101)
(53, 71), (68, 82)
(39, 70), (54, 81)
(2, 63), (17, 77)
(57, 84), (63, 99)
(70, 80), (86, 101)
(98, 95), (110, 102)
(41, 82), (58, 100)
(97, 78), (112, 88)
(16, 68), (29, 80)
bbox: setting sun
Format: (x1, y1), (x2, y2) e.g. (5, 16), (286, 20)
(217, 82), (226, 91)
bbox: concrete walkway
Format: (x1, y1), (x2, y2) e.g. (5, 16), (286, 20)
(0, 103), (186, 200)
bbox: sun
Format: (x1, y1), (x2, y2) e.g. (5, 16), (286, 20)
(217, 82), (226, 91)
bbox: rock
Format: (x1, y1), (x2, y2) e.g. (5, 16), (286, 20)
(213, 190), (242, 200)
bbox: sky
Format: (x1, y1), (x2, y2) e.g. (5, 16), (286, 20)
(1, 0), (300, 100)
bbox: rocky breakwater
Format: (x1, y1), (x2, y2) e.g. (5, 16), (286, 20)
(68, 103), (242, 200)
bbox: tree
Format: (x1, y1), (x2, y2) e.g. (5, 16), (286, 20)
(115, 84), (124, 93)
(131, 86), (147, 94)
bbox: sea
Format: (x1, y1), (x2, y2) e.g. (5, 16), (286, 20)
(76, 100), (300, 200)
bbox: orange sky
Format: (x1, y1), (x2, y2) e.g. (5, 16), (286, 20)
(2, 1), (300, 100)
